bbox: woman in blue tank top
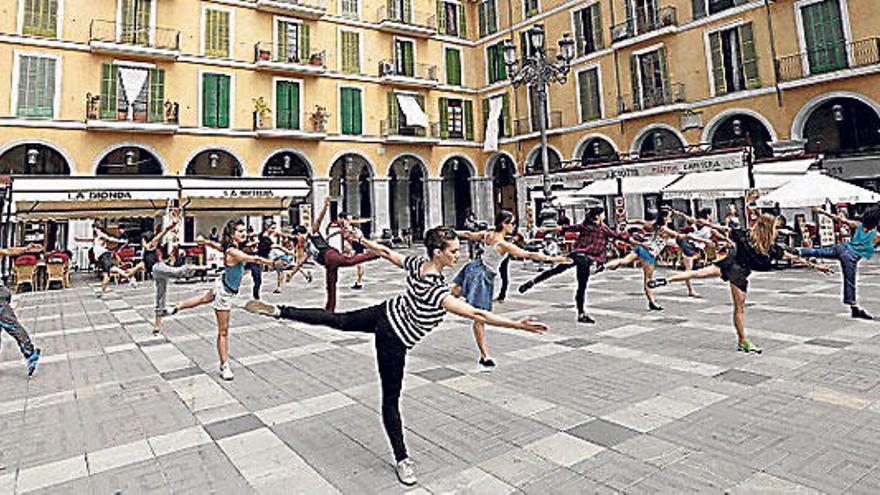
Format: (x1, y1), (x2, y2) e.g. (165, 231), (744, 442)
(162, 220), (282, 381)
(796, 206), (880, 320)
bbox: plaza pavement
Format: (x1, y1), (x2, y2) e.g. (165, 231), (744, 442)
(2, 251), (880, 493)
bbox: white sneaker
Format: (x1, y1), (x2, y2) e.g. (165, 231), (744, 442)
(395, 458), (416, 486)
(219, 362), (234, 381)
(160, 305), (178, 317)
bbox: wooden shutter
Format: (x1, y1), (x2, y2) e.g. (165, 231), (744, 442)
(300, 24), (310, 62)
(709, 31), (726, 95)
(17, 56), (54, 117)
(217, 75), (230, 127)
(23, 0), (58, 37)
(482, 97), (490, 136)
(415, 94), (426, 136)
(100, 63), (119, 119)
(342, 31), (360, 73)
(276, 22), (287, 61)
(501, 93), (511, 136)
(437, 1), (446, 34)
(16, 56), (31, 116)
(486, 45), (495, 83)
(464, 100), (474, 140)
(202, 74), (217, 127)
(739, 23), (760, 89)
(574, 9), (585, 57)
(351, 88), (362, 134)
(340, 88), (352, 134)
(403, 41), (414, 76)
(591, 4), (603, 50)
(290, 82), (300, 129)
(657, 46), (669, 101)
(218, 11), (229, 57)
(459, 4), (467, 37)
(439, 97), (448, 138)
(691, 0), (706, 19)
(206, 9), (229, 57)
(387, 92), (398, 133)
(402, 0), (412, 23)
(487, 0), (497, 34)
(629, 53), (639, 110)
(148, 68), (165, 122)
(277, 81), (290, 128)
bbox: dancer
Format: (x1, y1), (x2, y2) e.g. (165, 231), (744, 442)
(669, 208), (727, 298)
(519, 207), (640, 323)
(601, 209), (681, 311)
(122, 216), (181, 283)
(248, 222), (276, 300)
(162, 220), (282, 380)
(0, 243), (42, 375)
(244, 226), (548, 486)
(796, 206), (880, 320)
(77, 225), (135, 297)
(152, 242), (209, 334)
(495, 254), (510, 302)
(455, 211), (569, 369)
(289, 197), (378, 312)
(648, 214), (833, 353)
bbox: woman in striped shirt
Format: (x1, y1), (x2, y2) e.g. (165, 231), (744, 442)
(245, 226), (548, 487)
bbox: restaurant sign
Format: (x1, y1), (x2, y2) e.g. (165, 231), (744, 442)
(572, 152), (744, 181)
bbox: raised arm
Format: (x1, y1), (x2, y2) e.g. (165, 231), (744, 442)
(812, 207), (860, 229)
(442, 295), (547, 334)
(311, 197), (332, 235)
(500, 240), (569, 263)
(695, 219), (731, 235)
(95, 228), (127, 244)
(226, 248), (278, 268)
(455, 230), (484, 241)
(196, 235), (223, 251)
(783, 250), (834, 275)
(146, 221), (179, 250)
(0, 243), (42, 257)
(356, 235), (406, 267)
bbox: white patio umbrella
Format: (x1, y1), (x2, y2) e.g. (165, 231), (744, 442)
(756, 171), (880, 208)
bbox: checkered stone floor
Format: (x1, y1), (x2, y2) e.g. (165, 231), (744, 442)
(2, 251), (880, 493)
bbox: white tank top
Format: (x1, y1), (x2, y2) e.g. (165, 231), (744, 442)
(481, 240), (506, 275)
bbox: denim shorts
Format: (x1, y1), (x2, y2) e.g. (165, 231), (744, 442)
(677, 239), (698, 257)
(633, 246), (656, 266)
(452, 260), (495, 311)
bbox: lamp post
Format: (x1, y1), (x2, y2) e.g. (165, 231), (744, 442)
(502, 24), (575, 227)
(732, 118), (755, 188)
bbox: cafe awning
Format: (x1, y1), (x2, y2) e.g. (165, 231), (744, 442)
(575, 174), (682, 196)
(661, 163), (804, 200)
(757, 171), (880, 208)
(179, 177), (310, 214)
(11, 176), (179, 219)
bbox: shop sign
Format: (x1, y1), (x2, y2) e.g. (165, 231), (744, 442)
(220, 189), (276, 198)
(68, 190), (133, 201)
(564, 152), (743, 182)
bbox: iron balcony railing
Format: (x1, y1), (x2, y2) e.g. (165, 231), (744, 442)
(85, 93), (179, 124)
(376, 6), (436, 28)
(610, 6), (676, 43)
(617, 82), (685, 113)
(380, 119), (440, 138)
(89, 19), (180, 51)
(513, 110), (563, 136)
(775, 37), (880, 82)
(378, 60), (438, 80)
(261, 0), (327, 11)
(254, 41), (325, 67)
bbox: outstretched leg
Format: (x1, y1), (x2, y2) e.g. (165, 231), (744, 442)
(604, 251), (639, 271)
(519, 261), (575, 294)
(175, 289), (214, 312)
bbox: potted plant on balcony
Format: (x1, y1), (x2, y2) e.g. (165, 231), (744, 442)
(308, 51), (324, 66)
(310, 105), (329, 133)
(252, 97), (271, 129)
(257, 45), (271, 61)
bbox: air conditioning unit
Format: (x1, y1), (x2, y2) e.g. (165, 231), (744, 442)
(379, 61), (395, 76)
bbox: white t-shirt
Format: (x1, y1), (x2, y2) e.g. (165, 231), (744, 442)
(690, 225), (714, 249)
(93, 238), (108, 258)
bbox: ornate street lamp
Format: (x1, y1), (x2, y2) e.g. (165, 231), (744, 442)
(503, 24), (575, 226)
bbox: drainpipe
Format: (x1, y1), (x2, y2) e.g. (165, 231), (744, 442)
(764, 0), (782, 107)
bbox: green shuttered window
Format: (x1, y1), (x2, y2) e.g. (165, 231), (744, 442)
(341, 30), (360, 73)
(202, 73), (230, 128)
(577, 68), (601, 122)
(486, 42), (506, 84)
(276, 80), (300, 130)
(478, 0), (497, 37)
(22, 0), (58, 38)
(340, 87), (362, 135)
(16, 55), (56, 118)
(204, 8), (230, 57)
(445, 48), (461, 86)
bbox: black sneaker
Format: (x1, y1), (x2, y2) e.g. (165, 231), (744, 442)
(592, 264), (606, 275)
(646, 278), (668, 289)
(852, 307), (874, 320)
(518, 281), (535, 294)
(478, 357), (496, 371)
(648, 302), (664, 311)
(351, 283), (363, 290)
(577, 313), (595, 324)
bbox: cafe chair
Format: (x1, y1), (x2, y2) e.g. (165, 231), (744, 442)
(12, 255), (39, 293)
(46, 252), (70, 289)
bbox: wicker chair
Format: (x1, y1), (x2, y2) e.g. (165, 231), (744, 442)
(13, 264), (38, 293)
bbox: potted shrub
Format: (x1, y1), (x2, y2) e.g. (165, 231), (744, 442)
(252, 97), (271, 129)
(310, 105), (329, 133)
(309, 52), (324, 66)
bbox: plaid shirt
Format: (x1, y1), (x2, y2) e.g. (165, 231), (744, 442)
(564, 223), (630, 262)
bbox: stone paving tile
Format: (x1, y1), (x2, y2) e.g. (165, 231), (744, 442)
(412, 366), (466, 382)
(715, 369), (773, 386)
(160, 365), (204, 381)
(565, 419), (641, 448)
(805, 337), (852, 348)
(204, 413), (265, 441)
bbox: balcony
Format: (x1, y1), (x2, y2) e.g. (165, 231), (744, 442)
(376, 7), (436, 37)
(513, 111), (563, 136)
(776, 37), (880, 84)
(253, 106), (329, 139)
(254, 0), (326, 19)
(378, 60), (438, 88)
(610, 6), (676, 46)
(88, 20), (180, 60)
(254, 42), (326, 76)
(380, 120), (440, 144)
(85, 93), (179, 133)
(617, 83), (685, 114)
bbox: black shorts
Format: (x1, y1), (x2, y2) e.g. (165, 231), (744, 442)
(714, 254), (750, 293)
(351, 241), (365, 254)
(97, 252), (114, 274)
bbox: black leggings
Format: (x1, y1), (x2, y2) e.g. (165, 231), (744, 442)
(247, 262), (262, 300)
(527, 252), (592, 314)
(278, 302), (409, 461)
(497, 255), (510, 300)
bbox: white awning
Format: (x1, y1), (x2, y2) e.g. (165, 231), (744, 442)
(575, 174), (682, 196)
(483, 96), (503, 152)
(11, 176), (178, 219)
(180, 177), (310, 214)
(757, 171), (880, 208)
(752, 158), (815, 175)
(662, 168), (792, 200)
(396, 94), (429, 128)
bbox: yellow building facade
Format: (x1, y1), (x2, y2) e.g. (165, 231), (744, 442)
(0, 0), (878, 240)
